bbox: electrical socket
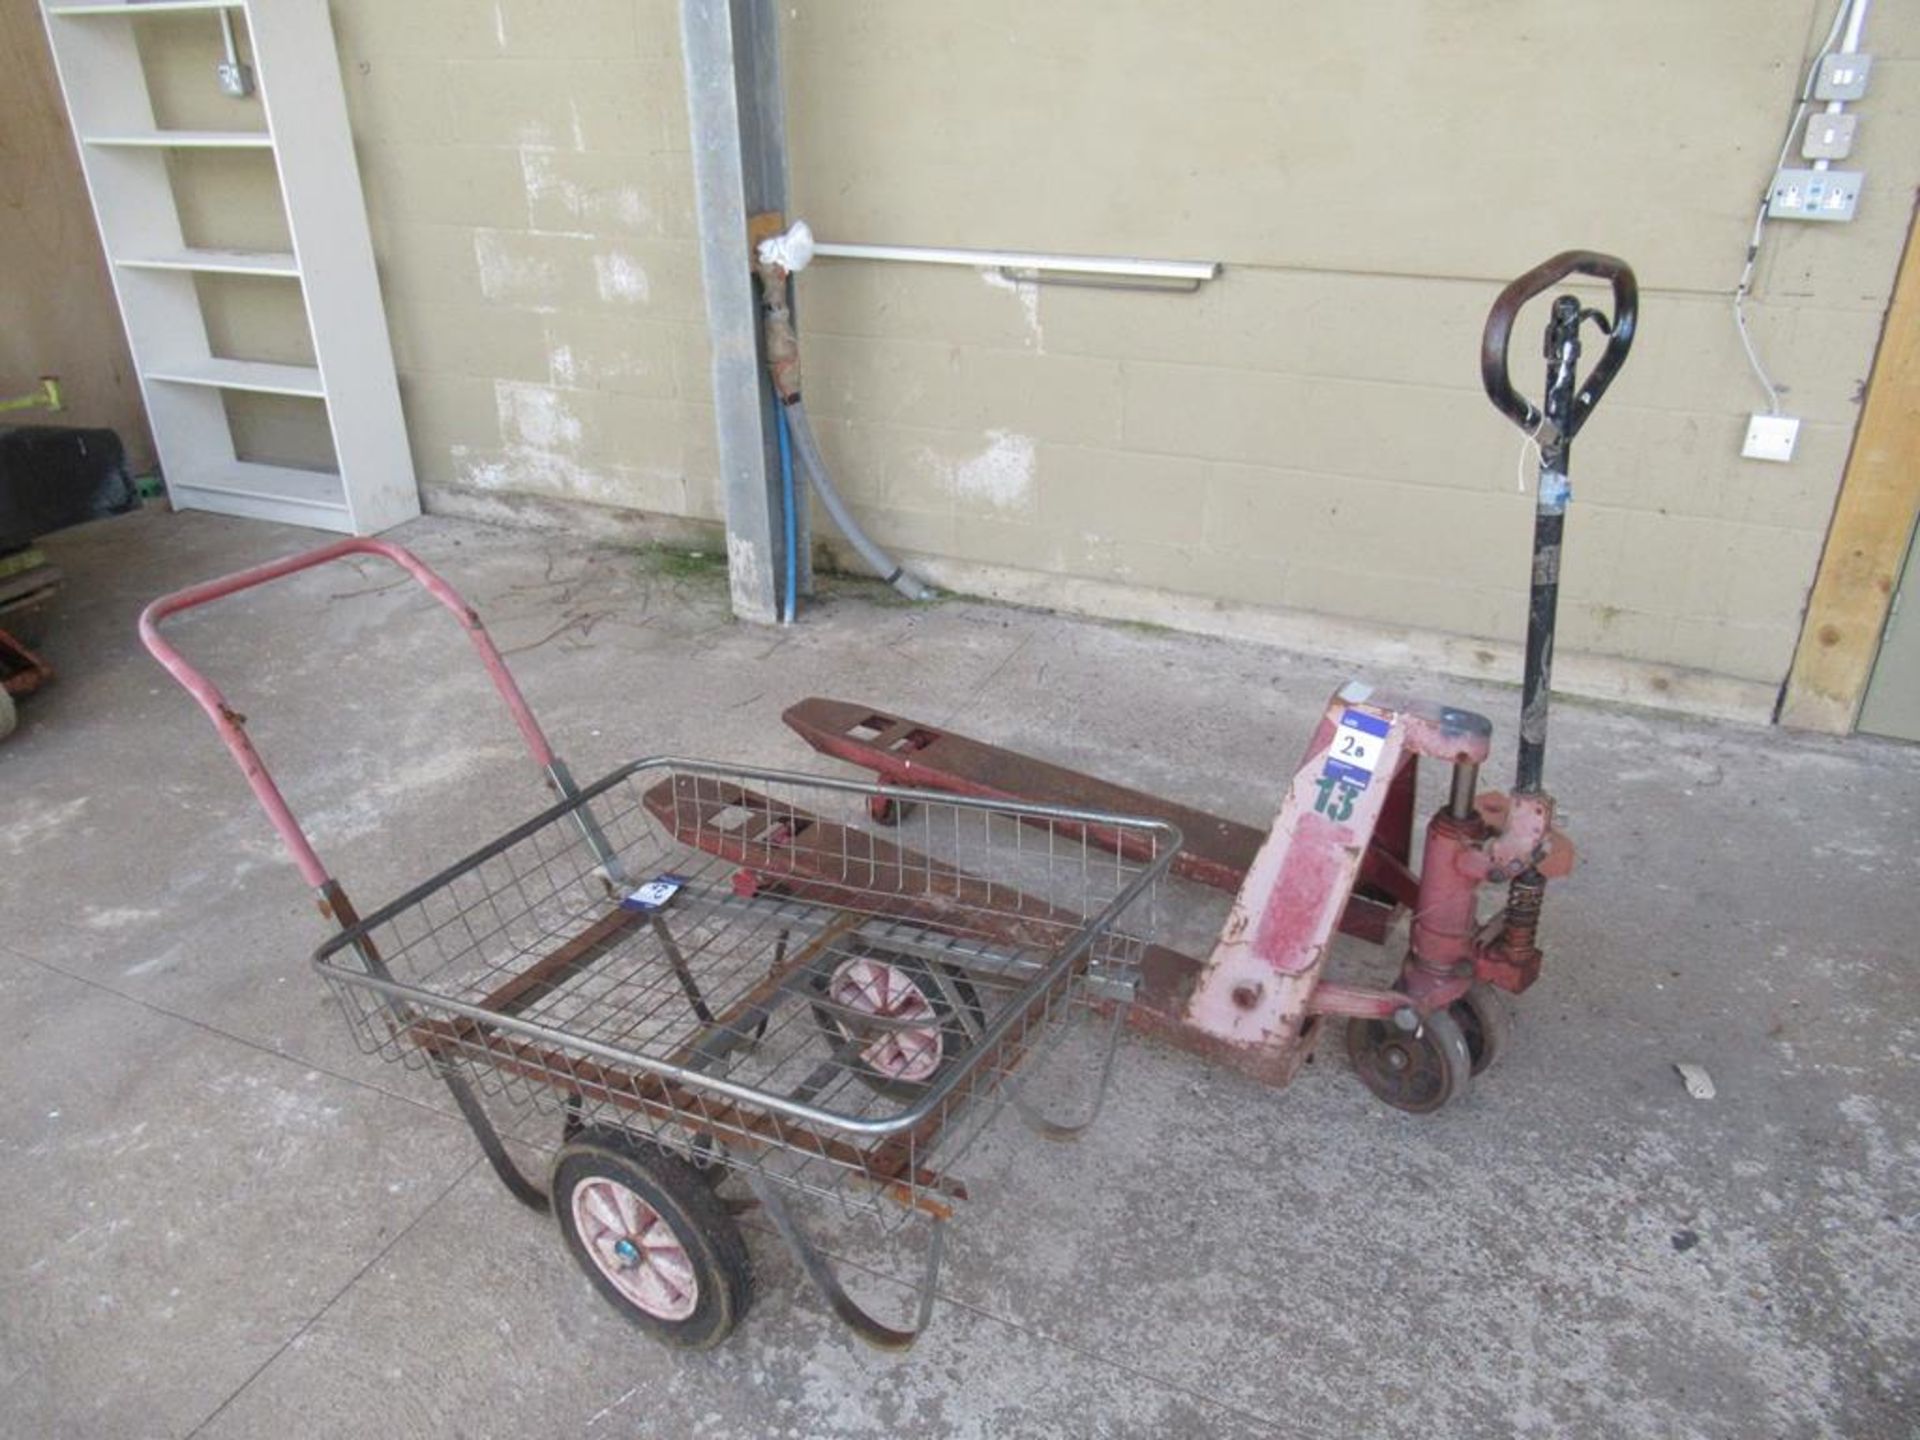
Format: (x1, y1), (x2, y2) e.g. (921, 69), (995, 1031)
(216, 59), (254, 99)
(1814, 52), (1871, 101)
(1801, 112), (1857, 161)
(1742, 414), (1800, 464)
(1768, 168), (1862, 222)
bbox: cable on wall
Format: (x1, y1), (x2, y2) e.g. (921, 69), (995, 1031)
(1732, 0), (1858, 414)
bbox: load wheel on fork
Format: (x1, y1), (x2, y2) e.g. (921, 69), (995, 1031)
(809, 947), (983, 1101)
(868, 793), (911, 826)
(1345, 1005), (1473, 1114)
(551, 1134), (754, 1349)
(1448, 983), (1510, 1076)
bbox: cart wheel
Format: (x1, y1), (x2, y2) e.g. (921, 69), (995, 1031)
(551, 1137), (753, 1349)
(810, 948), (982, 1101)
(1345, 1006), (1472, 1114)
(0, 688), (14, 743)
(569, 1117), (728, 1188)
(1448, 983), (1510, 1076)
(867, 794), (910, 827)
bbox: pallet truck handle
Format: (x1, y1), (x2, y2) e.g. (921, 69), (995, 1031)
(139, 538), (558, 890)
(1480, 250), (1637, 443)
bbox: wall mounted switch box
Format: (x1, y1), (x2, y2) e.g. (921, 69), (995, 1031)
(1743, 414), (1801, 464)
(1802, 112), (1857, 160)
(1769, 168), (1862, 222)
(1814, 52), (1872, 101)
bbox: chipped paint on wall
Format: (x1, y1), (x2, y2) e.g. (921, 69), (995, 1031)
(520, 149), (648, 234)
(593, 252), (650, 304)
(981, 267), (1043, 352)
(495, 382), (583, 452)
(725, 528), (775, 619)
(473, 229), (559, 309)
(954, 429), (1037, 512)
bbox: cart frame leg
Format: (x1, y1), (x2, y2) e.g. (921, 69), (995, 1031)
(925, 961), (1128, 1143)
(440, 1065), (551, 1213)
(742, 1168), (945, 1351)
(1008, 997), (1128, 1142)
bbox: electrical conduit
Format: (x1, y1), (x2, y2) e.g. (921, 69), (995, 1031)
(782, 399), (934, 601)
(776, 386), (797, 623)
(754, 221), (936, 605)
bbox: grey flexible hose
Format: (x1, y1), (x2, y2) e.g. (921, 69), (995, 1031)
(784, 398), (937, 602)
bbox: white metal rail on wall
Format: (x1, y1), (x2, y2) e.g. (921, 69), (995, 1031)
(38, 0), (416, 536)
(812, 242), (1220, 291)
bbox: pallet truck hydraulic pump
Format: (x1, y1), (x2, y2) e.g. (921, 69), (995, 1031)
(783, 251), (1639, 1113)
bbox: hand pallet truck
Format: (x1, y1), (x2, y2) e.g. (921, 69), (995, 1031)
(783, 252), (1638, 1112)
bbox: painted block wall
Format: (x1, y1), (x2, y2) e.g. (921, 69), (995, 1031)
(4, 0), (153, 469)
(781, 2), (1920, 697)
(119, 2), (1920, 707)
(129, 0), (716, 533)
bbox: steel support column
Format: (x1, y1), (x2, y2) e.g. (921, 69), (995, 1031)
(678, 0), (807, 623)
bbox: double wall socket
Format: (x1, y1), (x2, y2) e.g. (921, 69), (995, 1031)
(1743, 414), (1801, 464)
(1769, 168), (1861, 221)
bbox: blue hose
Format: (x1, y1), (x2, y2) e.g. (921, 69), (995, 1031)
(776, 395), (797, 623)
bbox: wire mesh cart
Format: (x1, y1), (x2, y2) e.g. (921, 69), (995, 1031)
(140, 538), (1177, 1349)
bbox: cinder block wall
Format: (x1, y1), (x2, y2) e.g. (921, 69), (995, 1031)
(334, 0), (717, 535)
(782, 2), (1920, 712)
(131, 0), (717, 534)
(123, 1), (1920, 715)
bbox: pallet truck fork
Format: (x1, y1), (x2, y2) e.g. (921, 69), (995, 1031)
(784, 252), (1638, 1112)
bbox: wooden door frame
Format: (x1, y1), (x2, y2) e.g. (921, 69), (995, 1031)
(1780, 203), (1920, 733)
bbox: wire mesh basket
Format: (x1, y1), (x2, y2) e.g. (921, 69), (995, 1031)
(314, 760), (1177, 1227)
(145, 540), (1184, 1347)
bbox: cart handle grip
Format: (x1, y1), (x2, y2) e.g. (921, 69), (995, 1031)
(1481, 250), (1637, 443)
(139, 538), (557, 889)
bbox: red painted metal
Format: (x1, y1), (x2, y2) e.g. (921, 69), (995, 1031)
(1403, 791), (1572, 1002)
(639, 772), (1208, 1058)
(0, 627), (53, 698)
(784, 681), (1572, 1096)
(138, 539), (558, 889)
(782, 696), (1415, 943)
(783, 698), (1262, 889)
(1177, 691), (1415, 1083)
(641, 772), (1083, 952)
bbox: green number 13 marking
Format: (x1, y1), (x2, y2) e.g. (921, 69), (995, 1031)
(1312, 774), (1361, 822)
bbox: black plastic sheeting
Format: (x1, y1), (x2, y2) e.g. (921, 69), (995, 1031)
(0, 425), (140, 552)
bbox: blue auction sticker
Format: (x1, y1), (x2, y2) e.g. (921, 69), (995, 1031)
(621, 874), (689, 913)
(1322, 709), (1389, 789)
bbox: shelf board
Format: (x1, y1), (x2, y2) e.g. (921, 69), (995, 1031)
(169, 462), (353, 532)
(169, 461), (346, 511)
(49, 2), (242, 14)
(83, 130), (272, 149)
(117, 248), (299, 278)
(146, 358), (323, 398)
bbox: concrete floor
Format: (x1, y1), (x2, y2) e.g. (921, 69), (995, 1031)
(3, 507), (1917, 1440)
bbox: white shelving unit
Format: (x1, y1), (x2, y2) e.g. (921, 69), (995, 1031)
(39, 0), (416, 534)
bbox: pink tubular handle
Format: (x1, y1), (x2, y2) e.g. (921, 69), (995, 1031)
(139, 538), (558, 889)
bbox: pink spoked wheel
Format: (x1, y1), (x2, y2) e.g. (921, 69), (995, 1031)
(550, 1137), (752, 1349)
(810, 948), (982, 1101)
